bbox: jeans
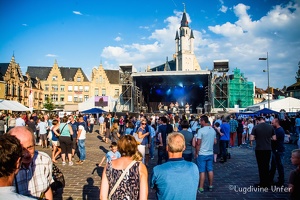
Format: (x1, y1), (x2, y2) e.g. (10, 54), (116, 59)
(89, 124), (94, 133)
(78, 139), (86, 161)
(157, 146), (168, 165)
(269, 151), (285, 184)
(255, 150), (271, 187)
(220, 140), (229, 161)
(150, 137), (155, 158)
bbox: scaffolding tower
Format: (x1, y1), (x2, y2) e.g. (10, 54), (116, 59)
(228, 68), (254, 108)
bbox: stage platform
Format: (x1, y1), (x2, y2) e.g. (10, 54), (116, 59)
(132, 70), (211, 113)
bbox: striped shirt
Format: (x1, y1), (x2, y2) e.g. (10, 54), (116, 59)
(14, 151), (53, 198)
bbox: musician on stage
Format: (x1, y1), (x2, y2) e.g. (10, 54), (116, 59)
(185, 102), (190, 113)
(158, 102), (163, 111)
(175, 102), (179, 109)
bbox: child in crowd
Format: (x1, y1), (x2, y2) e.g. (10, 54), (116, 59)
(124, 121), (134, 135)
(289, 149), (300, 200)
(99, 142), (121, 166)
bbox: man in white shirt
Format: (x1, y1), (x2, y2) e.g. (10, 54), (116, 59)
(76, 115), (87, 164)
(15, 113), (25, 126)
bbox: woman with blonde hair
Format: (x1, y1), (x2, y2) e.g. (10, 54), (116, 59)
(100, 135), (148, 200)
(110, 122), (120, 143)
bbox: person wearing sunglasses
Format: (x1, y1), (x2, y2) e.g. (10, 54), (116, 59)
(137, 120), (150, 164)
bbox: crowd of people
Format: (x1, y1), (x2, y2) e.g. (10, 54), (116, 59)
(0, 110), (300, 199)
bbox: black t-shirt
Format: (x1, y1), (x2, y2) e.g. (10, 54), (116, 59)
(252, 122), (275, 150)
(289, 168), (300, 200)
(158, 124), (168, 147)
(104, 117), (110, 129)
(271, 126), (285, 152)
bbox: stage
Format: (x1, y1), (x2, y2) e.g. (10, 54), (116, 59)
(132, 70), (211, 113)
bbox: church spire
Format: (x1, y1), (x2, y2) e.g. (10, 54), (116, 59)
(181, 3), (189, 27)
(175, 30), (179, 40)
(190, 30), (194, 39)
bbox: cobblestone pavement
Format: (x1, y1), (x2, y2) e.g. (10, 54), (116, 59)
(37, 125), (296, 200)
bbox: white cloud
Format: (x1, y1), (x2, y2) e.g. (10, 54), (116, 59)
(73, 11), (83, 15)
(22, 24), (28, 26)
(139, 26), (150, 30)
(219, 5), (228, 13)
(45, 54), (57, 57)
(114, 36), (122, 41)
(101, 4), (300, 89)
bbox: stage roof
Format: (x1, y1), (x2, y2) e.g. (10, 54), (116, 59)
(132, 70), (211, 77)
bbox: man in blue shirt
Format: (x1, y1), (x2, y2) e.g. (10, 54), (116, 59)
(220, 118), (230, 163)
(151, 132), (199, 200)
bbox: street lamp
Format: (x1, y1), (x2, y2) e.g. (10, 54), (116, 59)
(259, 52), (270, 109)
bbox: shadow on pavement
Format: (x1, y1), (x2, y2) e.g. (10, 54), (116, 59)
(92, 164), (104, 177)
(82, 177), (100, 200)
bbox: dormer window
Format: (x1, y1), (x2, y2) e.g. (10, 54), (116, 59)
(77, 76), (81, 82)
(52, 75), (58, 81)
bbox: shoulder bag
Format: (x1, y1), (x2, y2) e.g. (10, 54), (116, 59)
(108, 161), (137, 199)
(133, 129), (143, 145)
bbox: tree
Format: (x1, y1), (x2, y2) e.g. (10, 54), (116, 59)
(44, 98), (54, 111)
(296, 61), (300, 82)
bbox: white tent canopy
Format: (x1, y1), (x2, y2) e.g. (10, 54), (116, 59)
(247, 97), (300, 112)
(0, 100), (31, 111)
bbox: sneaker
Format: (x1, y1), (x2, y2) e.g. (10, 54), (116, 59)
(62, 161), (66, 166)
(198, 188), (204, 194)
(69, 161), (73, 166)
(76, 160), (83, 164)
(209, 185), (214, 192)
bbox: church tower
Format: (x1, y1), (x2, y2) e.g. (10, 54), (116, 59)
(175, 6), (201, 71)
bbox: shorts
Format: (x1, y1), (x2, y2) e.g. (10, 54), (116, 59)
(72, 140), (77, 149)
(52, 140), (60, 146)
(40, 134), (48, 141)
(105, 129), (110, 138)
(197, 154), (214, 173)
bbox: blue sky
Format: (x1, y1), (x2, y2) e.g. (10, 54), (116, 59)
(1, 0), (299, 89)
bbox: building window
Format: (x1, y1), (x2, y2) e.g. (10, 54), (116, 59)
(60, 95), (64, 102)
(68, 86), (73, 92)
(34, 92), (37, 99)
(52, 75), (58, 81)
(77, 76), (81, 82)
(99, 75), (103, 83)
(84, 86), (89, 92)
(74, 86), (78, 91)
(45, 84), (49, 91)
(74, 96), (78, 102)
(84, 95), (89, 101)
(79, 86), (83, 92)
(79, 95), (83, 102)
(102, 89), (106, 96)
(51, 94), (58, 102)
(114, 89), (119, 97)
(68, 95), (72, 102)
(45, 94), (49, 100)
(95, 88), (99, 96)
(52, 85), (58, 91)
(60, 85), (65, 92)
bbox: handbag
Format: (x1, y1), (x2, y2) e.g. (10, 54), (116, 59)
(108, 161), (137, 199)
(51, 163), (65, 191)
(133, 130), (143, 145)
